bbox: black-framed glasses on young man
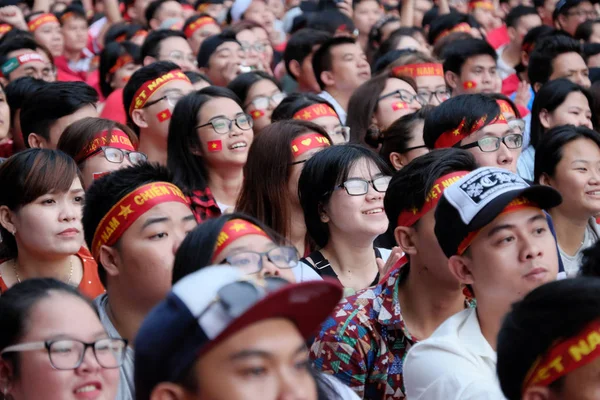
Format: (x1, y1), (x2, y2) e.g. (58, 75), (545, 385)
(196, 113), (254, 134)
(460, 133), (523, 153)
(336, 176), (392, 196)
(142, 92), (184, 109)
(222, 246), (300, 274)
(0, 338), (128, 370)
(508, 118), (526, 135)
(378, 89), (426, 106)
(84, 147), (148, 165)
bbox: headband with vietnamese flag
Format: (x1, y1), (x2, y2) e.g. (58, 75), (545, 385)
(497, 99), (514, 116)
(128, 70), (190, 116)
(0, 53), (45, 77)
(433, 113), (508, 149)
(291, 133), (331, 158)
(293, 104), (339, 121)
(91, 182), (189, 259)
(0, 24), (12, 35)
(434, 22), (472, 43)
(397, 171), (469, 228)
(184, 16), (217, 38)
(75, 129), (136, 163)
(28, 13), (59, 32)
(391, 63), (444, 79)
(522, 320), (600, 392)
(109, 54), (134, 74)
(469, 0), (495, 10)
(211, 219), (270, 262)
(457, 197), (540, 255)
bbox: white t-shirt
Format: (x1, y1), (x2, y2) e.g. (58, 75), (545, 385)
(318, 91), (347, 125)
(496, 46), (516, 81)
(404, 308), (507, 400)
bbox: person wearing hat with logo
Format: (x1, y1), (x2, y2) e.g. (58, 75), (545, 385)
(497, 277), (600, 400)
(134, 265), (347, 400)
(82, 163), (197, 400)
(404, 166), (562, 400)
(311, 148), (478, 399)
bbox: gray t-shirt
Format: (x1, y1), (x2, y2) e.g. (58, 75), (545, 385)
(94, 294), (135, 400)
(559, 218), (600, 277)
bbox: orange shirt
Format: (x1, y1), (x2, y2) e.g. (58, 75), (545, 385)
(0, 247), (105, 299)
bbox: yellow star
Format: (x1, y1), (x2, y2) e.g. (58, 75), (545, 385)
(211, 143), (217, 148)
(231, 222), (248, 232)
(411, 207), (418, 215)
(302, 111), (311, 119)
(118, 204), (134, 219)
(452, 128), (460, 136)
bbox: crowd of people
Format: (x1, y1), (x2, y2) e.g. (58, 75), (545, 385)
(2, 0), (600, 397)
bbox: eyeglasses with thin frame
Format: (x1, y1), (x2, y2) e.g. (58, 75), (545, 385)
(245, 92), (286, 110)
(417, 89), (451, 104)
(142, 92), (184, 109)
(222, 246), (300, 274)
(239, 41), (267, 54)
(565, 9), (598, 18)
(0, 338), (128, 370)
(378, 89), (426, 106)
(460, 133), (523, 153)
(196, 113), (254, 134)
(159, 50), (198, 66)
(83, 146), (148, 165)
(508, 118), (526, 135)
(336, 176), (392, 196)
(328, 126), (350, 142)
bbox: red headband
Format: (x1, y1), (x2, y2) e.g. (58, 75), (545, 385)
(435, 22), (472, 43)
(109, 54), (134, 74)
(91, 182), (189, 259)
(212, 219), (270, 262)
(75, 129), (135, 163)
(391, 63), (444, 78)
(184, 16), (217, 38)
(60, 11), (76, 23)
(397, 171), (469, 227)
(523, 320), (600, 392)
(433, 113), (508, 149)
(0, 24), (12, 35)
(28, 13), (59, 32)
(497, 99), (514, 116)
(457, 197), (539, 255)
(293, 104), (338, 121)
(291, 133), (331, 158)
(469, 0), (494, 10)
(129, 70), (190, 115)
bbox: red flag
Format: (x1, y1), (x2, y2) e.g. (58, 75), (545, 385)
(250, 109), (265, 119)
(156, 109), (172, 122)
(463, 81), (477, 90)
(208, 140), (222, 152)
(392, 101), (408, 111)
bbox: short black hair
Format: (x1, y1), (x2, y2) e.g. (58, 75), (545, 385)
(580, 240), (600, 277)
(145, 0), (177, 26)
(506, 5), (539, 28)
(172, 212), (283, 284)
(82, 163), (178, 287)
(271, 92), (338, 121)
(5, 77), (47, 129)
(306, 9), (355, 36)
(140, 29), (186, 60)
(183, 70), (212, 85)
(529, 79), (594, 149)
(283, 28), (331, 80)
(312, 36), (357, 90)
(423, 94), (501, 149)
(497, 278), (600, 400)
(379, 107), (432, 168)
(373, 27), (423, 62)
(372, 49), (416, 74)
(428, 12), (474, 45)
(122, 60), (181, 134)
(227, 71), (281, 107)
(99, 41), (141, 98)
(384, 148), (478, 238)
(442, 38), (497, 76)
(534, 125), (600, 183)
(583, 42), (600, 58)
(0, 35), (42, 80)
(58, 4), (87, 24)
(298, 144), (392, 248)
(20, 81), (98, 146)
(528, 34), (584, 90)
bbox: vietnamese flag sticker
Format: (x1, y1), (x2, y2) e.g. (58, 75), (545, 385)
(156, 109), (172, 122)
(392, 101), (408, 111)
(463, 81), (477, 90)
(250, 110), (265, 120)
(208, 140), (222, 152)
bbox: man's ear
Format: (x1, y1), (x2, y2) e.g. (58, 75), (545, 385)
(98, 245), (122, 280)
(448, 254), (475, 285)
(27, 132), (47, 148)
(445, 70), (459, 91)
(320, 70), (335, 87)
(0, 359), (15, 397)
(556, 15), (566, 31)
(288, 60), (301, 80)
(131, 109), (149, 129)
(522, 386), (554, 400)
(507, 26), (517, 42)
(150, 382), (189, 400)
(394, 226), (418, 256)
(538, 172), (553, 187)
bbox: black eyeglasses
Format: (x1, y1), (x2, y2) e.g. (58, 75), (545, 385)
(404, 144), (428, 152)
(378, 89), (426, 105)
(417, 89), (451, 104)
(85, 146), (148, 165)
(196, 113), (254, 134)
(336, 176), (392, 196)
(142, 92), (184, 109)
(1, 338), (128, 370)
(460, 133), (523, 152)
(223, 246), (299, 274)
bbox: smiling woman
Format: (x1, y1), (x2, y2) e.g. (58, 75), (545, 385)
(0, 149), (104, 298)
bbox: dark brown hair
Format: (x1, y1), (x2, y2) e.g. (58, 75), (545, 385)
(0, 149), (82, 258)
(57, 117), (139, 166)
(224, 20), (267, 36)
(236, 120), (332, 241)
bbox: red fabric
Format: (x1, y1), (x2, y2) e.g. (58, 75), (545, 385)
(86, 69), (103, 101)
(273, 41), (287, 53)
(100, 88), (127, 124)
(501, 73), (520, 96)
(486, 25), (510, 49)
(0, 140), (13, 158)
(516, 104), (530, 117)
(55, 56), (87, 82)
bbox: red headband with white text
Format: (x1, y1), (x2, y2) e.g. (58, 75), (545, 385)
(212, 219), (270, 262)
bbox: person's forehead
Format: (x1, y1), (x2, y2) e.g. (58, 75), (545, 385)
(161, 36), (191, 51)
(215, 41), (242, 52)
(237, 29), (257, 41)
(331, 43), (362, 57)
(8, 49), (48, 63)
(161, 0), (183, 11)
(552, 52), (587, 70)
(465, 54), (496, 67)
(481, 207), (545, 235)
(155, 78), (193, 96)
(415, 75), (446, 89)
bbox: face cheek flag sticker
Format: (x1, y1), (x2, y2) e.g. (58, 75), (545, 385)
(93, 171), (111, 180)
(250, 110), (265, 120)
(463, 81), (477, 90)
(156, 109), (171, 122)
(392, 101), (408, 111)
(208, 140), (222, 152)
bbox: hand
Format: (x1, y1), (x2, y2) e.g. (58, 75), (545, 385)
(376, 246), (404, 282)
(514, 81), (532, 108)
(0, 6), (27, 30)
(336, 0), (353, 18)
